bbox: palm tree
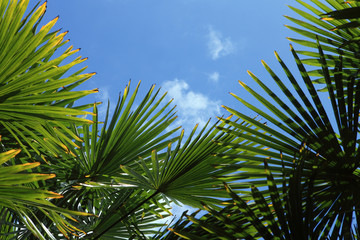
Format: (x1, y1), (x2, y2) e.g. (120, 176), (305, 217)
(2, 0), (360, 239)
(0, 1), (249, 239)
(162, 0), (360, 239)
(49, 81), (246, 239)
(0, 0), (98, 238)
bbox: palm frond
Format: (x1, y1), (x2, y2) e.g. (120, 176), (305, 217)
(286, 0), (360, 90)
(0, 0), (96, 158)
(214, 40), (360, 237)
(0, 149), (92, 240)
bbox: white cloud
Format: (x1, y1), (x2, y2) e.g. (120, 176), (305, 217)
(162, 79), (221, 130)
(208, 71), (220, 83)
(207, 26), (235, 60)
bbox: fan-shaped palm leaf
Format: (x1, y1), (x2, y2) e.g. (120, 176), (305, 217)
(161, 151), (325, 239)
(0, 0), (96, 158)
(90, 117), (257, 238)
(212, 40), (360, 238)
(33, 81), (181, 239)
(115, 120), (238, 207)
(81, 109), (260, 238)
(0, 149), (92, 240)
(286, 0), (360, 90)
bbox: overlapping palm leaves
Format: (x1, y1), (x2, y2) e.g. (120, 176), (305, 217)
(57, 1), (360, 239)
(0, 1), (253, 238)
(115, 119), (242, 207)
(0, 0), (97, 238)
(41, 80), (255, 239)
(0, 149), (93, 240)
(158, 26), (360, 239)
(322, 5), (360, 30)
(157, 2), (360, 238)
(97, 124), (241, 239)
(0, 0), (96, 158)
(286, 0), (360, 90)
(42, 81), (180, 239)
(158, 151), (319, 240)
(214, 43), (359, 237)
(87, 102), (253, 238)
(3, 0), (360, 238)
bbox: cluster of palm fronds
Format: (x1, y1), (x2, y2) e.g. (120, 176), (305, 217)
(155, 0), (360, 239)
(0, 0), (359, 239)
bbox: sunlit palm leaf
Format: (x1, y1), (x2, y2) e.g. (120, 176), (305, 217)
(0, 149), (92, 240)
(0, 0), (96, 158)
(90, 114), (253, 238)
(52, 80), (179, 202)
(114, 118), (246, 208)
(38, 81), (180, 239)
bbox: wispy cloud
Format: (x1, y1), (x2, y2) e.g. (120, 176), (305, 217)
(208, 71), (220, 83)
(162, 79), (221, 130)
(207, 26), (235, 60)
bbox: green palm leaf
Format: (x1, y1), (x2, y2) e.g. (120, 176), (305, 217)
(286, 0), (360, 90)
(82, 96), (256, 238)
(215, 41), (360, 237)
(0, 149), (92, 240)
(115, 120), (238, 207)
(162, 148), (334, 239)
(0, 0), (96, 158)
(90, 120), (242, 239)
(38, 81), (181, 239)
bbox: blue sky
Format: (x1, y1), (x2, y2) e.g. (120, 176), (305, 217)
(40, 0), (302, 131)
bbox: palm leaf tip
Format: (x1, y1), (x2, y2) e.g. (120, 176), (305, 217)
(320, 17), (335, 20)
(46, 191), (64, 199)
